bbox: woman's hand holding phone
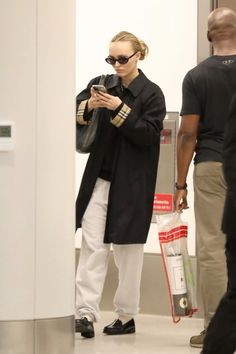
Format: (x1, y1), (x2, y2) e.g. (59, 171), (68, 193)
(89, 86), (122, 111)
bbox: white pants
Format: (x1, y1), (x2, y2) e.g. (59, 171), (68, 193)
(75, 178), (144, 322)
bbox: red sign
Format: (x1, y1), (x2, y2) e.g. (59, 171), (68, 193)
(153, 193), (173, 212)
(160, 129), (172, 144)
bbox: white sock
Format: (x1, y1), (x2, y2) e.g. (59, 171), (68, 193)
(81, 314), (94, 322)
(118, 315), (132, 323)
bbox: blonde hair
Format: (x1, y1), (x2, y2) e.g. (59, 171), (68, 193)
(111, 31), (149, 60)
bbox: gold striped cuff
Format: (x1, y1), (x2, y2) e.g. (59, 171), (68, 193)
(76, 100), (88, 125)
(111, 103), (131, 127)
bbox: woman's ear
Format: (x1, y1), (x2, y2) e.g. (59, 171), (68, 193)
(136, 51), (141, 61)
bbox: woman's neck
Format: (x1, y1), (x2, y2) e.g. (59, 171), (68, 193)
(122, 69), (139, 87)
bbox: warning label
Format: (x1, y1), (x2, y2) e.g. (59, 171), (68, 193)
(153, 193), (173, 212)
(160, 129), (172, 144)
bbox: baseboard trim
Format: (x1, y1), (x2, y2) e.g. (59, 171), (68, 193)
(0, 315), (74, 354)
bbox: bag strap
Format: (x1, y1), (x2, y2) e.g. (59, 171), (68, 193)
(98, 74), (107, 86)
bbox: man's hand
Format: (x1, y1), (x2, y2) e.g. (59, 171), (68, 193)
(173, 189), (189, 212)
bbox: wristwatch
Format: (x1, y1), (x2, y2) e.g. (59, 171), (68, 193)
(175, 182), (187, 190)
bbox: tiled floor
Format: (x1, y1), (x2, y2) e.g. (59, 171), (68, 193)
(75, 311), (203, 354)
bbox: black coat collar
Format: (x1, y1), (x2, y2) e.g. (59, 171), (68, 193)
(106, 69), (149, 97)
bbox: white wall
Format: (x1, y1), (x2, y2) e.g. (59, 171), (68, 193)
(75, 0), (198, 255)
(0, 0), (75, 321)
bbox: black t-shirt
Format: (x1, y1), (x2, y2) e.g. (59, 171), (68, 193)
(181, 55), (236, 164)
(98, 84), (124, 181)
(98, 127), (118, 181)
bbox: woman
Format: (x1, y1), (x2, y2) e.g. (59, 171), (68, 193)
(75, 31), (166, 338)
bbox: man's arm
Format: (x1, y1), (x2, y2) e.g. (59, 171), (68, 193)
(174, 114), (200, 212)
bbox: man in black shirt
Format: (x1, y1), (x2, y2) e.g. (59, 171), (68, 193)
(174, 7), (236, 350)
(200, 97), (236, 354)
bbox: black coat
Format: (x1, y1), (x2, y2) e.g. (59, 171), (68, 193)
(222, 93), (236, 235)
(76, 70), (166, 244)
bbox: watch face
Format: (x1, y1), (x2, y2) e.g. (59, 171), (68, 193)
(0, 125), (11, 138)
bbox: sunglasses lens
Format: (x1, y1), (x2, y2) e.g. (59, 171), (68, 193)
(105, 57), (115, 65)
(105, 55), (132, 65)
(117, 56), (128, 64)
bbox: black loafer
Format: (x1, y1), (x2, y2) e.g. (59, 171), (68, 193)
(75, 317), (95, 338)
(103, 318), (135, 335)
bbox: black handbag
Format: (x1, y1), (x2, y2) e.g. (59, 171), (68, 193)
(76, 75), (106, 154)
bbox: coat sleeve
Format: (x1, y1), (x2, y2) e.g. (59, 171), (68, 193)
(76, 76), (102, 124)
(111, 85), (166, 146)
(76, 75), (102, 108)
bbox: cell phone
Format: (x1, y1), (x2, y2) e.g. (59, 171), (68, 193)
(92, 84), (107, 93)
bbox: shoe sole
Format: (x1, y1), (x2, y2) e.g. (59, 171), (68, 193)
(190, 343), (203, 348)
(75, 323), (94, 338)
(103, 327), (135, 335)
(81, 331), (94, 338)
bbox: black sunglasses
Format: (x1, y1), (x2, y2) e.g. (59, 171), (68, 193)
(105, 52), (137, 65)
